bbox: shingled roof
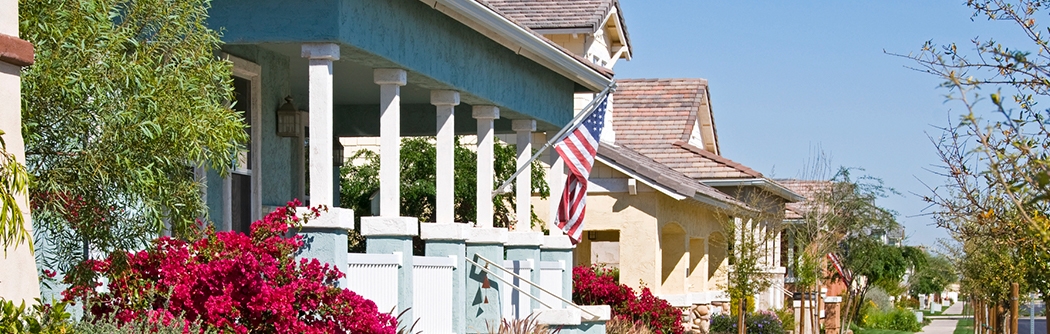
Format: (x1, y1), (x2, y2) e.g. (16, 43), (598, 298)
(598, 142), (752, 210)
(472, 0), (614, 78)
(612, 79), (760, 180)
(485, 0), (615, 31)
(777, 179), (833, 219)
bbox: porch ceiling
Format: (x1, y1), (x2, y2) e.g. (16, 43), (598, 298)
(260, 43), (559, 134)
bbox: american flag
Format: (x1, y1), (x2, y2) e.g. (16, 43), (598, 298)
(553, 96), (609, 244)
(827, 252), (852, 284)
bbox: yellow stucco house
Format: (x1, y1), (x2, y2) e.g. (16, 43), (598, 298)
(535, 79), (802, 310)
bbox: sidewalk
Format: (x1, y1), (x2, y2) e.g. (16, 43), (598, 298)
(929, 302), (971, 320)
(943, 302), (965, 315)
(920, 302), (966, 334)
(919, 319), (959, 334)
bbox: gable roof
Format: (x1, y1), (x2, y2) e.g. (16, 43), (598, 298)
(597, 142), (752, 211)
(485, 0), (614, 31)
(777, 179), (833, 220)
(422, 0), (614, 91)
(611, 79), (802, 202)
(484, 0), (632, 60)
(613, 79), (759, 180)
(468, 0), (614, 78)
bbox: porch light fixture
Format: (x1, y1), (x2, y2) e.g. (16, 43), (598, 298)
(333, 139), (344, 167)
(276, 96), (301, 137)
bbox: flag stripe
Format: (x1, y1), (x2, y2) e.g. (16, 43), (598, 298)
(554, 96), (608, 244)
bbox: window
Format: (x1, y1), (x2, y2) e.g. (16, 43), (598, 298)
(222, 54), (262, 233)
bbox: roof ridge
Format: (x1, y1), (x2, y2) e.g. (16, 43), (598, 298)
(671, 141), (764, 178)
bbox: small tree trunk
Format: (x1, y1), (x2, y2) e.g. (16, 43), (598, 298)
(815, 292), (822, 334)
(1043, 296), (1049, 334)
(1011, 284), (1019, 334)
(801, 293), (808, 334)
(739, 297), (747, 334)
(972, 298), (978, 334)
(976, 299), (982, 334)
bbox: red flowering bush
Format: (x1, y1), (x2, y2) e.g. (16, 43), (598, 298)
(572, 265), (682, 334)
(62, 200), (397, 334)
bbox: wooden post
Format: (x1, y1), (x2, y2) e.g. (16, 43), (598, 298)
(1010, 284), (1019, 334)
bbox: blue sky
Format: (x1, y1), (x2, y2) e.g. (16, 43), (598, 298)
(612, 1), (1026, 247)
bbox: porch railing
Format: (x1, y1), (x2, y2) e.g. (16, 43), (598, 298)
(467, 254), (600, 320)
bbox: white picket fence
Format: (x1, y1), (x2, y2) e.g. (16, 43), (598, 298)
(413, 256), (455, 333)
(345, 253), (457, 333)
(346, 253), (567, 331)
(345, 253), (401, 313)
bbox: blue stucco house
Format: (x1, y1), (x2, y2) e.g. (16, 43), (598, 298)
(201, 1), (616, 332)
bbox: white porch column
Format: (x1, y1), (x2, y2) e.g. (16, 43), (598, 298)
(546, 131), (566, 234)
(374, 69), (407, 217)
(431, 90), (459, 224)
(774, 229), (782, 267)
(301, 43), (339, 206)
(512, 120), (535, 228)
(473, 106), (499, 227)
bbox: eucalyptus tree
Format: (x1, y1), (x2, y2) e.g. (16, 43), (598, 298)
(20, 0), (247, 270)
(0, 130), (31, 251)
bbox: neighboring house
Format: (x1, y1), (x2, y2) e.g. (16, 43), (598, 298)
(0, 2), (42, 304)
(535, 79), (802, 311)
(778, 179), (850, 322)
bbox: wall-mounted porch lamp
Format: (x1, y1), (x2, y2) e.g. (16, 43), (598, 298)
(276, 96), (301, 137)
(333, 139), (344, 167)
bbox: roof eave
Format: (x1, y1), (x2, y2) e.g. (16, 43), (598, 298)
(595, 154), (756, 212)
(422, 0), (612, 91)
(594, 155), (688, 200)
(700, 178), (806, 202)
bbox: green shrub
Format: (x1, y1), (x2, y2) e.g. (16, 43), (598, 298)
(773, 307), (794, 332)
(0, 299), (72, 334)
(709, 311), (786, 334)
(0, 298), (210, 334)
(861, 307), (922, 332)
(865, 287), (894, 312)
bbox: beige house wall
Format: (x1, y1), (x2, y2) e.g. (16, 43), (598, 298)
(0, 1), (42, 304)
(532, 162), (731, 298)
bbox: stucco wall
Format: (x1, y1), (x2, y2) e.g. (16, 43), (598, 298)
(531, 161), (733, 297)
(208, 0), (577, 129)
(0, 1), (42, 304)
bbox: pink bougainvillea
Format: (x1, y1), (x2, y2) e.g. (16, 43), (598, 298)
(573, 265), (682, 334)
(63, 200), (396, 334)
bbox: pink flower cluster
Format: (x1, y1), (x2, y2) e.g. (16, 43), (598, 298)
(63, 200), (396, 334)
(572, 265), (682, 334)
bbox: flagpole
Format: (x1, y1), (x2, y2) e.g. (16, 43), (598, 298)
(491, 80), (617, 197)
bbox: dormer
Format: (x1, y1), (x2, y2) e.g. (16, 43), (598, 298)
(486, 0), (632, 69)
